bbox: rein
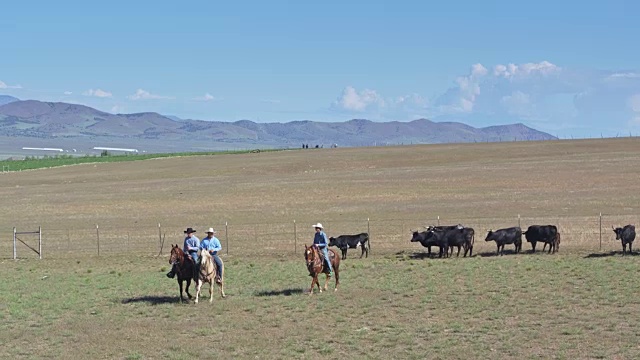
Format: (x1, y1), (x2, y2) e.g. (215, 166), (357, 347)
(307, 246), (323, 272)
(170, 248), (190, 276)
(199, 255), (216, 279)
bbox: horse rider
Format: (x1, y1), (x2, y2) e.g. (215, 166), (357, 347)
(200, 227), (223, 282)
(312, 223), (333, 277)
(166, 227), (201, 279)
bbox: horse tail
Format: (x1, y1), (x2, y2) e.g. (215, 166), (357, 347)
(218, 256), (224, 280)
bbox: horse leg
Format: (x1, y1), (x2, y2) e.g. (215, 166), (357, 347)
(323, 274), (329, 292)
(185, 278), (193, 299)
(195, 279), (202, 304)
(309, 275), (317, 295)
(334, 265), (339, 292)
(178, 280), (185, 303)
(219, 278), (226, 299)
(218, 267), (226, 298)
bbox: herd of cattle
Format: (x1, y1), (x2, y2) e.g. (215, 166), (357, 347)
(326, 224), (637, 260)
(410, 224), (561, 257)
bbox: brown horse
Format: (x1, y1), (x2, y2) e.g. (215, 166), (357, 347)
(304, 244), (340, 295)
(195, 250), (226, 303)
(169, 244), (196, 303)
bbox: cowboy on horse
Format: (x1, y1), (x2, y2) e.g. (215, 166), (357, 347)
(167, 227), (200, 279)
(199, 227), (223, 283)
(312, 223), (333, 277)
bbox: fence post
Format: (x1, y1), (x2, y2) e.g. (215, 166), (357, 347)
(437, 216), (440, 226)
(158, 223), (162, 249)
(225, 221), (229, 255)
(367, 218), (371, 254)
(599, 212), (602, 251)
(38, 226), (42, 260)
(96, 224), (100, 256)
(518, 214), (521, 228)
(13, 227), (17, 260)
(294, 220), (297, 254)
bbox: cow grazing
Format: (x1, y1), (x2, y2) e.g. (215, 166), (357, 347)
(612, 225), (636, 255)
(484, 227), (522, 256)
(523, 225), (559, 253)
(328, 233), (369, 259)
(410, 230), (447, 258)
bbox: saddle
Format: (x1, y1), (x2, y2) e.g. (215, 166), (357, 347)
(316, 247), (331, 270)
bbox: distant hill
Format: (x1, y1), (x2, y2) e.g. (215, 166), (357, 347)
(0, 95), (19, 107)
(0, 99), (557, 151)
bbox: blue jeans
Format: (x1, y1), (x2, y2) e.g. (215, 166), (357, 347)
(188, 251), (199, 264)
(212, 254), (223, 278)
(321, 246), (333, 273)
(189, 251), (199, 279)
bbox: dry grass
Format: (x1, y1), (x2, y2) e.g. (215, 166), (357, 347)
(2, 138), (640, 358)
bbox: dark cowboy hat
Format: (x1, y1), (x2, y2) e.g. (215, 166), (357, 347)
(183, 227), (196, 234)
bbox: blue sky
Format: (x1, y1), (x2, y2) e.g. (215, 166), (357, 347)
(1, 0), (639, 137)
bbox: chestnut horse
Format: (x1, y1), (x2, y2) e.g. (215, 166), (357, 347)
(195, 250), (226, 303)
(304, 244), (340, 295)
(169, 244), (196, 303)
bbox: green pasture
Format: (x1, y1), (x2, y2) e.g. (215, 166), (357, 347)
(1, 250), (640, 359)
(2, 138), (640, 359)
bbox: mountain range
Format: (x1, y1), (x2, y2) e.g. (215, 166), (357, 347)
(0, 96), (556, 152)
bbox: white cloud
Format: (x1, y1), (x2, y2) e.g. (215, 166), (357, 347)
(83, 88), (112, 98)
(608, 72), (640, 80)
(471, 63), (488, 77)
(332, 86), (428, 117)
(500, 91), (533, 117)
(493, 61), (560, 79)
(330, 60), (640, 136)
(128, 89), (173, 100)
(63, 91), (73, 95)
(193, 93), (217, 101)
(0, 80), (22, 89)
(111, 105), (125, 114)
(333, 86), (385, 112)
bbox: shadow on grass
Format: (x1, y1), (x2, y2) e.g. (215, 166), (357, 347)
(121, 295), (177, 305)
(477, 250), (521, 257)
(394, 250), (445, 260)
(255, 288), (304, 297)
(584, 250), (637, 258)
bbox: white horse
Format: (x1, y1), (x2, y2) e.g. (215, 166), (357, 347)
(194, 250), (225, 303)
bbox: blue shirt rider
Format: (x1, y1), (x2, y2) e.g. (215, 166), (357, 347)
(166, 227), (200, 279)
(200, 227), (223, 282)
(312, 223), (333, 276)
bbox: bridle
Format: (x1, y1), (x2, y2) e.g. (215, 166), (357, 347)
(306, 245), (322, 269)
(199, 252), (216, 279)
(169, 247), (187, 275)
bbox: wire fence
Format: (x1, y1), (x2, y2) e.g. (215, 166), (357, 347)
(3, 214), (639, 259)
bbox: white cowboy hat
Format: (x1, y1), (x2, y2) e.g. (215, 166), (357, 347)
(312, 223), (324, 229)
(206, 227), (217, 233)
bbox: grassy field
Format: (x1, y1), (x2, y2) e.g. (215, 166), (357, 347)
(2, 138), (640, 359)
(0, 149), (277, 172)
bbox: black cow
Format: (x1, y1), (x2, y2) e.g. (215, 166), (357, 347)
(612, 225), (636, 255)
(423, 225), (461, 255)
(523, 225), (559, 253)
(542, 232), (561, 252)
(484, 227), (522, 256)
(328, 233), (369, 259)
(410, 230), (447, 258)
(427, 226), (475, 258)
